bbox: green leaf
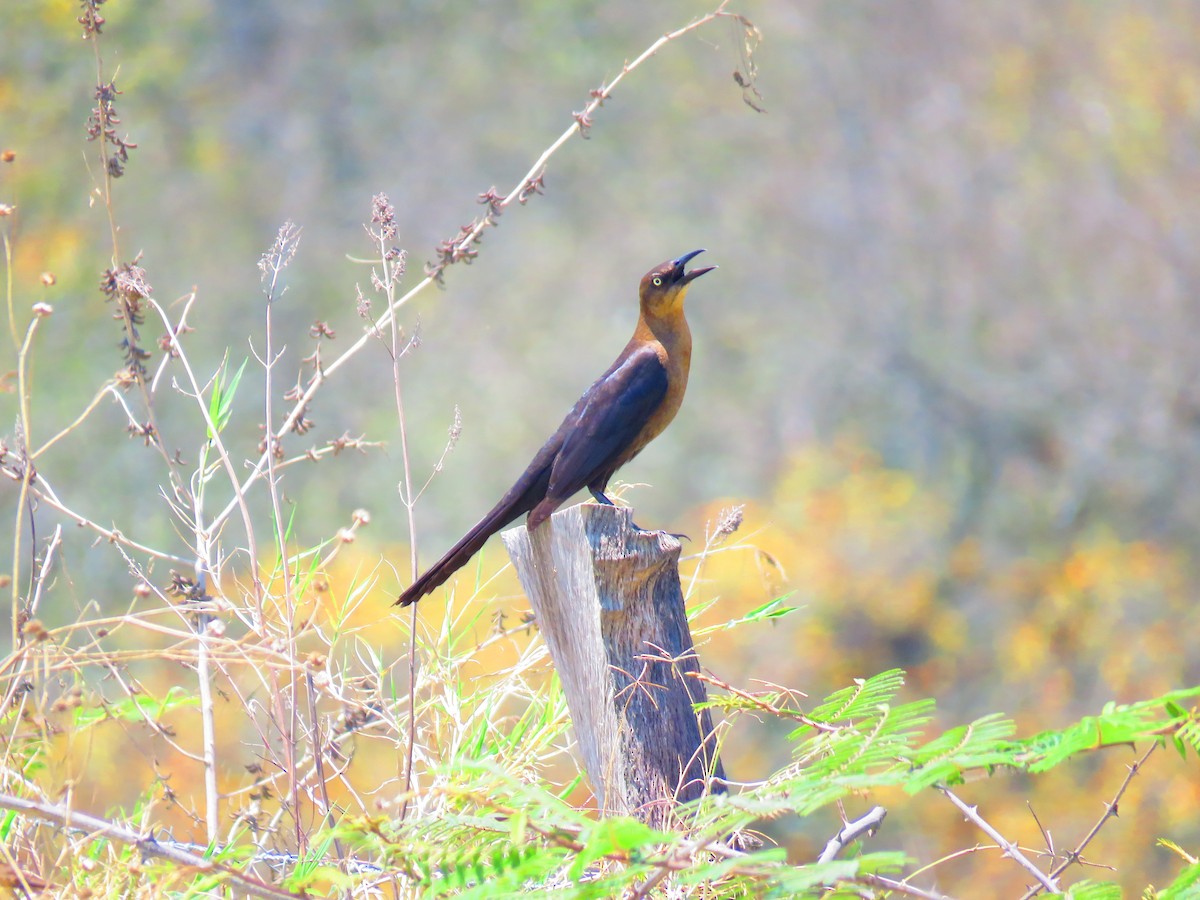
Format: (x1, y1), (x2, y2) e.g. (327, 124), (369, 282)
(694, 593), (800, 636)
(763, 852), (909, 896)
(1159, 863), (1200, 900)
(72, 687), (198, 730)
(809, 670), (908, 723)
(207, 356), (248, 437)
(567, 817), (669, 880)
(904, 713), (1017, 792)
(1057, 879), (1122, 900)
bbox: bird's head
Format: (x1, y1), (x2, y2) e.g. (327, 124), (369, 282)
(639, 249), (716, 316)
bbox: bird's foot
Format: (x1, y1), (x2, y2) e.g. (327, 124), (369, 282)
(587, 493), (687, 539)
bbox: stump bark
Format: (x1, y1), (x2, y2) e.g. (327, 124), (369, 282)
(501, 503), (724, 827)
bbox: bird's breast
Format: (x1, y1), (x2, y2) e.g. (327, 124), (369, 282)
(629, 321), (691, 454)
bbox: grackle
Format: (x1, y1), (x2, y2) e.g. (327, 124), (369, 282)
(396, 250), (714, 607)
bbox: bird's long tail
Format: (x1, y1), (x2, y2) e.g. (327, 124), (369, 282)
(395, 469), (549, 607)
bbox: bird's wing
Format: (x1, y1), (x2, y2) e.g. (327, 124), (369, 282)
(545, 344), (669, 499)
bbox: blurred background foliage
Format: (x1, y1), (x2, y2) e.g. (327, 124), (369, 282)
(4, 0), (1200, 893)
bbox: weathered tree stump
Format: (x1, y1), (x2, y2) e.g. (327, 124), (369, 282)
(501, 503), (725, 828)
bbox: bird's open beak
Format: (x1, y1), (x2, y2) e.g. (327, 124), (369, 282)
(673, 249), (717, 285)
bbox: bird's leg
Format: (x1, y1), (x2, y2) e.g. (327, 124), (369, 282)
(587, 487), (688, 539)
(588, 487), (643, 527)
(588, 487), (644, 526)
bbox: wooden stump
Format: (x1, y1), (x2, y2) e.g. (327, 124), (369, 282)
(501, 503), (725, 828)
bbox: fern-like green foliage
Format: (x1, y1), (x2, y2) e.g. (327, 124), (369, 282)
(1057, 881), (1123, 900)
(1154, 862), (1200, 900)
(337, 671), (1200, 898)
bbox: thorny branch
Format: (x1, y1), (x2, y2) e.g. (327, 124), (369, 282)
(0, 792), (297, 900)
(817, 805), (887, 864)
(939, 785), (1058, 893)
(1018, 742), (1158, 899)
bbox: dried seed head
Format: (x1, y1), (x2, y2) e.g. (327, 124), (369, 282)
(716, 505), (745, 537)
(22, 619), (49, 642)
(370, 193), (398, 243)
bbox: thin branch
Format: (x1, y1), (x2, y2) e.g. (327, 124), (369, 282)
(148, 289), (199, 395)
(30, 381), (118, 459)
(359, 195), (424, 820)
(683, 504), (745, 600)
(3, 226), (17, 349)
(258, 222), (303, 849)
(939, 785), (1058, 893)
(195, 607), (220, 845)
(0, 792), (298, 900)
(85, 25), (186, 497)
(260, 220), (299, 611)
(305, 671), (345, 863)
(0, 468), (186, 561)
(817, 806), (887, 864)
(1018, 742), (1158, 899)
(11, 314), (44, 649)
(147, 295), (265, 607)
(858, 873), (958, 900)
(691, 670), (844, 734)
(27, 525), (62, 622)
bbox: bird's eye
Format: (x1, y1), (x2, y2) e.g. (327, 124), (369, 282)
(652, 276), (664, 287)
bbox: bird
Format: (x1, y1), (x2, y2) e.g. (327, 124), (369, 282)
(395, 249), (715, 607)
